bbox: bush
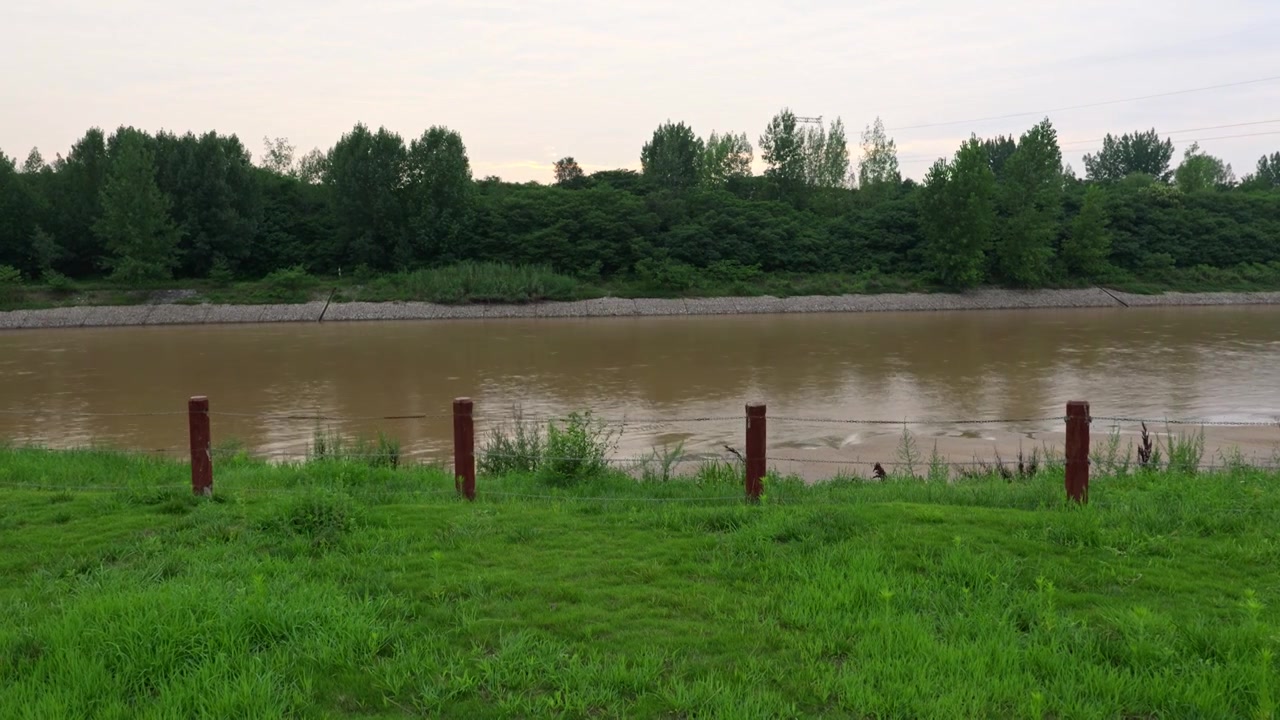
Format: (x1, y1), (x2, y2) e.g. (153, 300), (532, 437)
(361, 262), (579, 304)
(634, 257), (699, 292)
(480, 409), (544, 475)
(42, 270), (75, 294)
(260, 265), (317, 302)
(208, 257), (235, 287)
(538, 412), (618, 487)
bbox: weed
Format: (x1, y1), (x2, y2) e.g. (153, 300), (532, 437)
(693, 459), (740, 487)
(310, 429), (400, 469)
(894, 424), (921, 479)
(268, 489), (357, 546)
(1093, 424), (1133, 476)
(539, 412), (618, 487)
(479, 407), (545, 475)
(1162, 423), (1206, 475)
(638, 441), (686, 483)
(927, 441), (949, 483)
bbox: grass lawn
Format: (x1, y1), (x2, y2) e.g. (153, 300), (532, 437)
(2, 449), (1279, 718)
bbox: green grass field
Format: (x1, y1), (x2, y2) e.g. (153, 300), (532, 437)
(2, 448), (1279, 718)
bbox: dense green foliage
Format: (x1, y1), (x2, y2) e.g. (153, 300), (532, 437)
(4, 447), (1280, 717)
(1, 117), (1278, 295)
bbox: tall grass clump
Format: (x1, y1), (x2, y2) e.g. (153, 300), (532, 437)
(1162, 423), (1206, 474)
(362, 262), (580, 304)
(310, 429), (401, 469)
(479, 408), (545, 474)
(638, 441), (687, 483)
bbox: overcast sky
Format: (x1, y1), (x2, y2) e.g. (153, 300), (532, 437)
(4, 0), (1279, 183)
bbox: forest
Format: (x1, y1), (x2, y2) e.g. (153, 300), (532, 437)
(2, 110), (1279, 301)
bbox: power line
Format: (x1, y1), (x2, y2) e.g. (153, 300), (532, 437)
(886, 75), (1280, 132)
(1059, 120), (1280, 147)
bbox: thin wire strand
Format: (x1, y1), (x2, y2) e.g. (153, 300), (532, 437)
(1092, 416), (1280, 427)
(0, 409), (186, 418)
(769, 416), (1065, 426)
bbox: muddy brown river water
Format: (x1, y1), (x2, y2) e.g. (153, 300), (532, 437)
(2, 305), (1278, 479)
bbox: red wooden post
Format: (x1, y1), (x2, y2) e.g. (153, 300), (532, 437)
(1065, 400), (1090, 504)
(188, 396), (212, 496)
(745, 403), (766, 503)
(454, 398), (476, 501)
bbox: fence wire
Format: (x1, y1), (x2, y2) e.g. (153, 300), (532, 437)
(3, 406), (1278, 428)
(1091, 415), (1280, 428)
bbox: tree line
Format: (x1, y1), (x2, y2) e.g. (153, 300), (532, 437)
(1, 110), (1278, 290)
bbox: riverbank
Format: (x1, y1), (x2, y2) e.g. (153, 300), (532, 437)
(3, 287), (1280, 330)
(3, 448), (1279, 717)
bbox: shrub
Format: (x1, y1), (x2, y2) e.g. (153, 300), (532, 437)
(0, 265), (22, 303)
(260, 265), (317, 302)
(538, 412), (618, 487)
(634, 257), (699, 292)
(208, 257), (235, 287)
(42, 270), (75, 294)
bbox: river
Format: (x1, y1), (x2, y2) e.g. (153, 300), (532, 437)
(2, 305), (1278, 478)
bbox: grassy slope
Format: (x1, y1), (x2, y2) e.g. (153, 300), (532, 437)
(5, 261), (1280, 311)
(2, 450), (1280, 718)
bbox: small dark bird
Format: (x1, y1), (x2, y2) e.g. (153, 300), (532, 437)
(873, 463), (887, 480)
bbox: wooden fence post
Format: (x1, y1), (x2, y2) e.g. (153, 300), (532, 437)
(1065, 400), (1090, 504)
(746, 403), (766, 503)
(454, 398), (476, 501)
(188, 396), (212, 496)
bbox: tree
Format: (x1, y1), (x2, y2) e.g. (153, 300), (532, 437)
(1083, 129), (1175, 182)
(700, 132), (753, 185)
(0, 151), (39, 271)
(46, 128), (110, 275)
(981, 135), (1017, 179)
(1240, 152), (1280, 190)
(295, 148), (326, 184)
(808, 117), (850, 189)
(324, 123), (409, 269)
(920, 138), (997, 288)
(261, 136), (295, 175)
(588, 169), (645, 193)
(21, 148), (46, 174)
(857, 117), (900, 191)
(640, 121), (703, 190)
(993, 119), (1063, 286)
(29, 227), (64, 275)
(93, 132), (181, 282)
(1061, 185), (1111, 277)
(405, 126), (473, 265)
(759, 109), (806, 191)
(148, 130), (261, 277)
(553, 156), (585, 187)
(1174, 142), (1234, 192)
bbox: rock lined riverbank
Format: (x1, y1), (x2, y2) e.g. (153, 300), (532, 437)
(3, 288), (1280, 330)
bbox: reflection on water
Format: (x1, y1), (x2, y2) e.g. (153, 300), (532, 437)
(1, 305), (1278, 475)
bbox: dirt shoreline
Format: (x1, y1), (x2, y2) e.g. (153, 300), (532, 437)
(3, 288), (1280, 330)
